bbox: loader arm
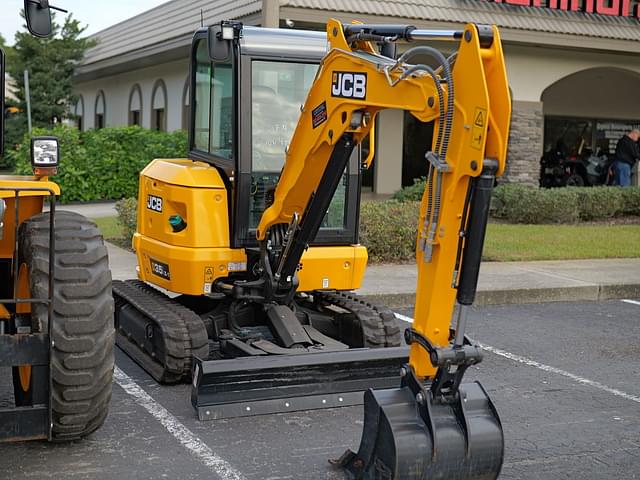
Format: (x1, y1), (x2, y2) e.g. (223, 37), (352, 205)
(257, 19), (511, 379)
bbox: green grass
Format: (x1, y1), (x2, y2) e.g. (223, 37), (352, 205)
(484, 223), (640, 261)
(92, 216), (123, 240)
(92, 215), (640, 262)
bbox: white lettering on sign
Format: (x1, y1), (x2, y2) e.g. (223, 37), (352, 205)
(147, 195), (163, 213)
(331, 72), (367, 99)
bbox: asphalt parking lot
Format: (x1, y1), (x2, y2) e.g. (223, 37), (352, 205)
(2, 299), (640, 479)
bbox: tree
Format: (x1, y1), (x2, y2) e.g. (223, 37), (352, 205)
(0, 34), (17, 67)
(9, 12), (96, 129)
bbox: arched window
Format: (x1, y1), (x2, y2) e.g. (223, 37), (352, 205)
(151, 79), (167, 131)
(94, 90), (106, 129)
(74, 95), (85, 131)
(128, 84), (143, 126)
(182, 77), (190, 131)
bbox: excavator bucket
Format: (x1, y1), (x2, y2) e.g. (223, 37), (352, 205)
(191, 346), (409, 420)
(336, 367), (503, 479)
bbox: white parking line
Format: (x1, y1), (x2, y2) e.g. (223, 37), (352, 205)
(394, 313), (640, 405)
(621, 299), (640, 306)
(114, 367), (246, 480)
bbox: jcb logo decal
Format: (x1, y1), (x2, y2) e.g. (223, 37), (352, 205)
(147, 195), (163, 213)
(331, 72), (367, 99)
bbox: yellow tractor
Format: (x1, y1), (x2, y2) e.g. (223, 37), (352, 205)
(0, 1), (114, 442)
(114, 19), (510, 478)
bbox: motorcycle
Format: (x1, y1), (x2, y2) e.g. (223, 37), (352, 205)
(540, 143), (613, 188)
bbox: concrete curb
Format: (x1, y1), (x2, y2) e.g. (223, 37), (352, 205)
(360, 283), (640, 308)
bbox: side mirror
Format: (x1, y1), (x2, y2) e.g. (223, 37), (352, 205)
(24, 0), (53, 38)
(31, 136), (59, 176)
(24, 1), (67, 39)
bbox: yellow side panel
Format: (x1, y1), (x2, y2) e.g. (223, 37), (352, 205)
(139, 159), (226, 189)
(135, 230), (367, 296)
(0, 177), (58, 259)
(137, 159), (230, 249)
(297, 245), (368, 292)
(135, 159), (367, 295)
(134, 233), (247, 295)
(0, 176), (61, 199)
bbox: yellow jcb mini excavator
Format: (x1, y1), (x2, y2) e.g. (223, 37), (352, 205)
(114, 18), (510, 478)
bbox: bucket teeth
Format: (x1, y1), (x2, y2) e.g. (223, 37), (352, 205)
(337, 375), (503, 480)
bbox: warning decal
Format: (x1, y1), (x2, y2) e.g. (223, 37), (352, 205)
(204, 267), (214, 283)
(470, 107), (487, 151)
(474, 110), (485, 128)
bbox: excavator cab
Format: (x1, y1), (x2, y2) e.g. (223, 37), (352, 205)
(190, 24), (362, 251)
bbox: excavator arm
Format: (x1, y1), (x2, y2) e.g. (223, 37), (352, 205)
(258, 19), (510, 367)
(255, 20), (511, 479)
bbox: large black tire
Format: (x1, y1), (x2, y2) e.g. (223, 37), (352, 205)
(16, 211), (115, 441)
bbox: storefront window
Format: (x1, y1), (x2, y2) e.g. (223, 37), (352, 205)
(544, 117), (594, 159)
(545, 116), (640, 158)
(596, 120), (640, 156)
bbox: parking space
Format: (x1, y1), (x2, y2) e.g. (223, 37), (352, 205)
(2, 299), (640, 479)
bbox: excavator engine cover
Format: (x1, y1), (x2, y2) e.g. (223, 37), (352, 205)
(337, 368), (503, 479)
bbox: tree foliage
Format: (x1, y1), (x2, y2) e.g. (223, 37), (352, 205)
(8, 12), (95, 128)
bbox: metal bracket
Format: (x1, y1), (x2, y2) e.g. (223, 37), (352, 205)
(404, 328), (483, 400)
(425, 151), (451, 172)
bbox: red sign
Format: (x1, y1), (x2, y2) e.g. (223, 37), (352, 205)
(488, 0), (640, 18)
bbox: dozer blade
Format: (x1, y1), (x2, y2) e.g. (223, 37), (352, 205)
(191, 346), (409, 420)
(336, 376), (504, 480)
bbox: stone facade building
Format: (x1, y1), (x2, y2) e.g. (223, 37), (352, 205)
(73, 0), (640, 193)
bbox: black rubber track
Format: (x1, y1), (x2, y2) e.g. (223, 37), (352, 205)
(112, 279), (209, 383)
(18, 211), (115, 441)
(314, 291), (402, 348)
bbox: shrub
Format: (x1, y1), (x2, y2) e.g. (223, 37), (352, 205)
(619, 188), (640, 216)
(392, 177), (425, 202)
(491, 184), (580, 224)
(570, 186), (622, 221)
(111, 196), (419, 263)
(115, 197), (138, 241)
(395, 175), (640, 223)
(12, 125), (187, 203)
(359, 200), (420, 263)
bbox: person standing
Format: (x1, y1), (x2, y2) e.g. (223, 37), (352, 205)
(613, 128), (640, 186)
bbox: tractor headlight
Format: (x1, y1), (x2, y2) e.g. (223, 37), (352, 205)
(31, 136), (59, 176)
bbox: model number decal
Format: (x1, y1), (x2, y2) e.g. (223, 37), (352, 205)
(331, 72), (367, 99)
(150, 258), (170, 280)
(147, 194), (163, 213)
